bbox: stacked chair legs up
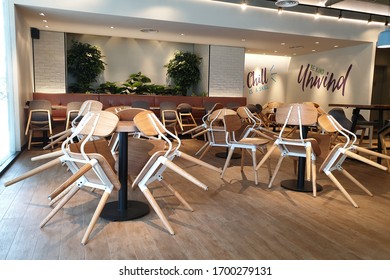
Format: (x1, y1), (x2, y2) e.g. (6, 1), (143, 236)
(6, 111), (119, 245)
(318, 113), (390, 207)
(132, 110), (221, 235)
(255, 103), (321, 197)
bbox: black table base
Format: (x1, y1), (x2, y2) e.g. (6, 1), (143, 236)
(100, 200), (150, 221)
(281, 179), (323, 193)
(99, 130), (150, 222)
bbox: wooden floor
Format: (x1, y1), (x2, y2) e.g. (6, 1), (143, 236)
(1, 135), (390, 260)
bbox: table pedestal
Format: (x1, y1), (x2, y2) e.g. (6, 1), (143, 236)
(100, 201), (149, 221)
(280, 128), (322, 193)
(100, 130), (150, 221)
(281, 179), (323, 192)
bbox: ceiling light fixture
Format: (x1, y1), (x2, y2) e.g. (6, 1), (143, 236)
(377, 1), (390, 48)
(314, 7), (320, 19)
(140, 28), (159, 33)
(275, 0), (299, 8)
(241, 0), (247, 11)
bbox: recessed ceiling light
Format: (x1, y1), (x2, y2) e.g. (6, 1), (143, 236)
(140, 28), (159, 33)
(180, 33), (185, 36)
(334, 45), (339, 48)
(315, 41), (319, 44)
(312, 49), (316, 52)
(110, 26), (115, 29)
(42, 20), (47, 23)
(39, 13), (45, 16)
(44, 25), (49, 28)
(289, 45), (304, 49)
(281, 42), (285, 45)
(275, 0), (299, 8)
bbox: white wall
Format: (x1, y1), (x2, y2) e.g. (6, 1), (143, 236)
(34, 31), (66, 93)
(209, 45), (245, 97)
(244, 54), (290, 106)
(287, 43), (376, 119)
(68, 34), (194, 89)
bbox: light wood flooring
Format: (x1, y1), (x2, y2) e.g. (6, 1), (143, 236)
(0, 135), (390, 260)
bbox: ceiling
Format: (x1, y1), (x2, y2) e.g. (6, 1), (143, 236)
(16, 0), (390, 57)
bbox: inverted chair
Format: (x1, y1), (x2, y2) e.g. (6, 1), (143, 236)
(39, 110), (120, 245)
(256, 103), (321, 196)
(132, 110), (220, 235)
(318, 113), (390, 207)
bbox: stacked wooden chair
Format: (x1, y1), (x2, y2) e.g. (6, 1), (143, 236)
(220, 106), (271, 185)
(6, 110), (119, 245)
(182, 102), (223, 141)
(131, 110), (221, 235)
(195, 108), (237, 160)
(43, 100), (103, 150)
(318, 113), (390, 207)
(38, 111), (120, 245)
(256, 103), (321, 196)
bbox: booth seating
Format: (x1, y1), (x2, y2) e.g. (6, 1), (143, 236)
(32, 92), (247, 125)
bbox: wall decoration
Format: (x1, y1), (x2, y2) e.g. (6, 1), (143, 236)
(246, 65), (277, 94)
(297, 63), (353, 96)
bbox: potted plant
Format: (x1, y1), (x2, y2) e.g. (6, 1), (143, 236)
(164, 51), (202, 96)
(122, 72), (152, 94)
(67, 40), (106, 93)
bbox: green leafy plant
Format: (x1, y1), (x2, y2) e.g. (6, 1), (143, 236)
(67, 40), (106, 93)
(164, 51), (202, 96)
(122, 72), (152, 94)
(96, 81), (124, 94)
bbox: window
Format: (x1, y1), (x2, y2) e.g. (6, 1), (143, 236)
(0, 0), (16, 172)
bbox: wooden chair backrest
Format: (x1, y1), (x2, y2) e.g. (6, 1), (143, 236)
(209, 108), (237, 121)
(68, 139), (120, 190)
(66, 101), (83, 112)
(236, 106), (250, 120)
(133, 110), (165, 137)
(127, 137), (166, 177)
(318, 114), (339, 133)
(116, 108), (147, 121)
(77, 111), (119, 137)
(78, 100), (103, 116)
(223, 114), (243, 133)
(29, 100), (52, 112)
(276, 103), (318, 126)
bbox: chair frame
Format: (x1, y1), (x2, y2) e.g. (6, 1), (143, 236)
(318, 113), (390, 207)
(39, 111), (120, 245)
(132, 111), (220, 234)
(25, 100), (53, 150)
(220, 109), (270, 185)
(256, 103), (320, 196)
